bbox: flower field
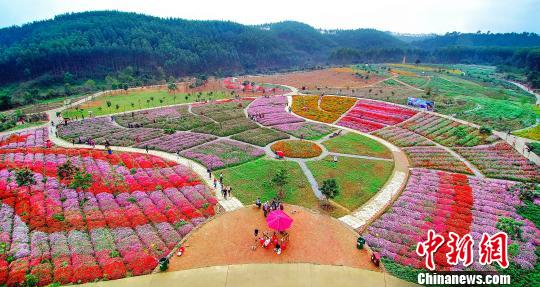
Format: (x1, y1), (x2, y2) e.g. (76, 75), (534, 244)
(402, 146), (473, 174)
(116, 105), (212, 131)
(135, 132), (217, 152)
(180, 139), (265, 169)
(230, 128), (289, 147)
(365, 168), (539, 272)
(455, 142), (540, 182)
(0, 147), (216, 286)
(247, 96), (304, 126)
(372, 126), (434, 147)
(191, 100), (259, 136)
(272, 122), (334, 140)
(270, 140), (323, 158)
(0, 128), (48, 149)
(336, 99), (417, 133)
(291, 95), (356, 123)
(399, 113), (496, 147)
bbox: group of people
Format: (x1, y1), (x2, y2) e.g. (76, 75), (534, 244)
(256, 197), (284, 217)
(208, 169), (233, 200)
(248, 112), (265, 121)
(253, 229), (289, 255)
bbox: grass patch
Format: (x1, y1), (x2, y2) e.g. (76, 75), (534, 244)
(513, 124), (540, 141)
(307, 156), (393, 210)
(4, 121), (47, 132)
(322, 132), (392, 158)
(63, 89), (229, 118)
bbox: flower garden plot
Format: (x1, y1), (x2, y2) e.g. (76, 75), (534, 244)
(273, 122), (335, 140)
(399, 113), (496, 147)
(135, 131), (217, 153)
(270, 140), (323, 158)
(291, 95), (356, 123)
(365, 168), (538, 273)
(230, 127), (289, 147)
(247, 96), (304, 126)
(336, 116), (386, 133)
(116, 105), (212, 131)
(58, 118), (164, 146)
(455, 142), (540, 182)
(191, 100), (251, 122)
(372, 126), (434, 147)
(180, 139), (265, 169)
(321, 132), (392, 159)
(343, 99), (417, 126)
(306, 156), (393, 211)
(0, 148), (216, 286)
(402, 146), (473, 175)
(191, 118), (259, 137)
(0, 128), (48, 149)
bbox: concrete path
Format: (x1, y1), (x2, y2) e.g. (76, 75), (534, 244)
(296, 160), (322, 198)
(329, 152), (393, 162)
(77, 263), (416, 287)
(507, 80), (540, 105)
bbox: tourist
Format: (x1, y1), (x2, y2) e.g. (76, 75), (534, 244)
(279, 202), (284, 210)
(213, 178), (217, 188)
(227, 186), (232, 198)
(207, 168), (212, 179)
(145, 145), (149, 153)
(219, 173), (224, 185)
(274, 243), (282, 255)
(222, 186), (227, 199)
(255, 198), (261, 209)
(263, 201), (269, 217)
(72, 138), (75, 146)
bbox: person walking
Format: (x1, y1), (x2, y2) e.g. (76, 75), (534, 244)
(222, 186), (228, 200)
(227, 186), (232, 198)
(145, 145), (149, 153)
(219, 173), (224, 185)
(213, 178), (217, 189)
(255, 198), (261, 209)
(207, 168), (212, 179)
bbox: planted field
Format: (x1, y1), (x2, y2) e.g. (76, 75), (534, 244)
(180, 139), (264, 169)
(270, 140), (323, 158)
(403, 146), (473, 174)
(272, 122), (334, 140)
(0, 147), (216, 286)
(240, 68), (384, 90)
(307, 156), (393, 211)
(135, 132), (217, 153)
(365, 169), (538, 272)
(337, 99), (416, 133)
(400, 113), (496, 147)
(321, 132), (392, 159)
(455, 142), (540, 182)
(63, 89), (230, 118)
(291, 95), (356, 123)
(513, 124), (540, 141)
(116, 105), (212, 131)
(247, 96), (304, 126)
(230, 127), (289, 147)
(0, 128), (48, 149)
(372, 126), (434, 147)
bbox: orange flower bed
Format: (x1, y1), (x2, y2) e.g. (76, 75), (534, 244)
(271, 140), (323, 158)
(292, 95), (356, 123)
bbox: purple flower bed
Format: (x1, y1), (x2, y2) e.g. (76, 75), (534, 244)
(0, 127), (48, 149)
(180, 139), (264, 169)
(273, 122), (334, 140)
(247, 96), (304, 126)
(135, 131), (217, 152)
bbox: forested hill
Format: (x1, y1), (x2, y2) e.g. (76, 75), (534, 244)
(412, 32), (540, 49)
(0, 11), (406, 84)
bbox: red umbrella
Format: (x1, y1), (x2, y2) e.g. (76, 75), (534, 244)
(266, 210), (293, 231)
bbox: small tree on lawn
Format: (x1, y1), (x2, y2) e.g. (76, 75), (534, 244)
(106, 101), (112, 111)
(15, 168), (36, 192)
(271, 168), (289, 200)
(168, 82), (177, 94)
(70, 171), (93, 192)
(320, 179), (339, 199)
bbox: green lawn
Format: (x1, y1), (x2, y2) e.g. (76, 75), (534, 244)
(306, 156), (394, 211)
(322, 132), (392, 159)
(513, 124), (540, 141)
(62, 90), (230, 118)
(219, 158), (348, 217)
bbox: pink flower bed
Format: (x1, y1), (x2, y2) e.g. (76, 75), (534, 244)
(337, 100), (416, 132)
(0, 148), (216, 286)
(455, 142), (540, 182)
(403, 146), (473, 174)
(372, 126), (434, 147)
(0, 128), (48, 149)
(365, 168), (539, 271)
(180, 139), (264, 169)
(136, 131), (216, 153)
(247, 96), (304, 126)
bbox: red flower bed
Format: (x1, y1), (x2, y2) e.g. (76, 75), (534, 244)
(337, 100), (417, 132)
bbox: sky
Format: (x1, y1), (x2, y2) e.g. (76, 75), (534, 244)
(0, 0), (539, 33)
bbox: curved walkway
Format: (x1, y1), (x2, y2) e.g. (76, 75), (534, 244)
(286, 95), (410, 232)
(78, 263), (415, 287)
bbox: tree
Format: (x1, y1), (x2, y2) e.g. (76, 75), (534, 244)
(320, 179), (339, 199)
(271, 168), (289, 199)
(70, 171), (93, 191)
(106, 101), (112, 111)
(15, 168), (36, 191)
(168, 82), (177, 94)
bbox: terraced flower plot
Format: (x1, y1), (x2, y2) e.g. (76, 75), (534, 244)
(180, 139), (265, 169)
(247, 96), (304, 126)
(402, 146), (473, 175)
(0, 128), (48, 149)
(0, 147), (216, 286)
(272, 121), (334, 140)
(291, 95), (356, 123)
(337, 100), (417, 133)
(372, 126), (434, 147)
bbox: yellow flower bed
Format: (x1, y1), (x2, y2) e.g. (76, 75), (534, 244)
(389, 63), (462, 75)
(292, 95), (356, 123)
(271, 140), (323, 158)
